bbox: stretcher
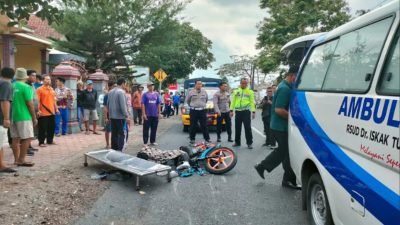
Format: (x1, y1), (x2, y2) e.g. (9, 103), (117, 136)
(84, 149), (172, 190)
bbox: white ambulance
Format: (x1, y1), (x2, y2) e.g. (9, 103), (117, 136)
(288, 1), (400, 225)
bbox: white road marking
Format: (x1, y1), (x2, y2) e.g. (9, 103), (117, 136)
(173, 179), (179, 197)
(252, 126), (266, 138)
(221, 176), (227, 183)
(186, 210), (193, 225)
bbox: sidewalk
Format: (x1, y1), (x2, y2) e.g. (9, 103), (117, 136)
(2, 117), (178, 171)
(1, 125), (142, 170)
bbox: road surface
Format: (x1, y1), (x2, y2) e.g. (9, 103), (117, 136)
(75, 113), (308, 225)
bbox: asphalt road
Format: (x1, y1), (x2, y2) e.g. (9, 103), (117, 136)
(75, 113), (308, 225)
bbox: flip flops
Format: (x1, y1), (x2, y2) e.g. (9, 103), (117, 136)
(16, 162), (35, 167)
(0, 167), (17, 173)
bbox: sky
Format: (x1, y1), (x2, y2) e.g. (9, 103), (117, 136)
(181, 0), (387, 78)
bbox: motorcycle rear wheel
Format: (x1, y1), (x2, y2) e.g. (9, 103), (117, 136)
(205, 147), (237, 174)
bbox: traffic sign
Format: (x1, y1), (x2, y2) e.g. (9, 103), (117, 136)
(154, 69), (168, 82)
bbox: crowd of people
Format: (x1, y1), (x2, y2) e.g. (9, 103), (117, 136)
(0, 66), (180, 174)
(0, 66), (300, 190)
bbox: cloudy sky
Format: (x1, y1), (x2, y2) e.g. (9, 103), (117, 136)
(181, 0), (386, 78)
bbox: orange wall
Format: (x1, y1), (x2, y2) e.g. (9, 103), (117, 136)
(0, 35), (48, 72)
(15, 45), (42, 72)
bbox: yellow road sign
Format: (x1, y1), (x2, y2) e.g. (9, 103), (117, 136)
(154, 69), (168, 82)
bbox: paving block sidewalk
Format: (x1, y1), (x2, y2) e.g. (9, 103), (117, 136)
(1, 118), (177, 170)
(2, 127), (141, 169)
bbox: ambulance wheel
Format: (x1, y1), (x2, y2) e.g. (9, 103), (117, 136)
(307, 173), (333, 225)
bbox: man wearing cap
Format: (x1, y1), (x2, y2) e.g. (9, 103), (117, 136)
(36, 75), (58, 147)
(254, 67), (300, 190)
(10, 68), (37, 167)
(55, 77), (73, 136)
(230, 78), (256, 149)
(186, 80), (210, 144)
(141, 82), (161, 146)
(81, 80), (100, 135)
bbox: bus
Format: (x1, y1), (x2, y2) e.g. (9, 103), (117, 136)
(287, 1), (400, 224)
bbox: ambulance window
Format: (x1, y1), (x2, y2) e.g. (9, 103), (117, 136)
(377, 31), (400, 96)
(322, 17), (393, 93)
(297, 40), (338, 90)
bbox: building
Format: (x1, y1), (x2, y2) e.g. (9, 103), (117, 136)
(0, 15), (66, 74)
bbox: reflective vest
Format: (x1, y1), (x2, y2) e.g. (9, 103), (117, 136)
(230, 87), (255, 112)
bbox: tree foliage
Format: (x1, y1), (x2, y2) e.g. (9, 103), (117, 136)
(217, 55), (275, 89)
(134, 19), (214, 84)
(256, 0), (350, 73)
(52, 0), (184, 72)
(0, 0), (62, 26)
(217, 55), (256, 79)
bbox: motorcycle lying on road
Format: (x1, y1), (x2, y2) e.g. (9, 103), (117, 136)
(137, 142), (238, 176)
(179, 142), (237, 175)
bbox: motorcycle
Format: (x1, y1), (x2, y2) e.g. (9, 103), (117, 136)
(180, 142), (237, 175)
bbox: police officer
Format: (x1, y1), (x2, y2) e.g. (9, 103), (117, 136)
(254, 67), (300, 190)
(186, 80), (210, 144)
(230, 78), (256, 149)
(213, 82), (232, 143)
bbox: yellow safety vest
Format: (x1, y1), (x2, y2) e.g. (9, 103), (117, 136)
(230, 88), (255, 112)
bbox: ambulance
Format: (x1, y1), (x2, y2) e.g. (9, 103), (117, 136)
(288, 1), (400, 224)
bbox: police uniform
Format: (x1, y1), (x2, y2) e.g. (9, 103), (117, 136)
(213, 90), (232, 141)
(230, 87), (255, 146)
(185, 88), (210, 142)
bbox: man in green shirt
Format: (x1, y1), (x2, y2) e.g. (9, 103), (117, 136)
(254, 67), (300, 189)
(10, 68), (37, 167)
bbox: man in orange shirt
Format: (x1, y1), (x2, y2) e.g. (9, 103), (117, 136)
(132, 86), (143, 125)
(36, 75), (59, 147)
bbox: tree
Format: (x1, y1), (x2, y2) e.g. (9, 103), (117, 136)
(134, 19), (214, 85)
(0, 0), (63, 26)
(217, 55), (271, 89)
(51, 0), (184, 72)
(256, 0), (350, 75)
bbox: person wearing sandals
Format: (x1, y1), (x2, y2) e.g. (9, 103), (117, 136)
(0, 67), (17, 173)
(10, 68), (38, 167)
(82, 80), (101, 135)
(36, 75), (59, 147)
(54, 77), (72, 136)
